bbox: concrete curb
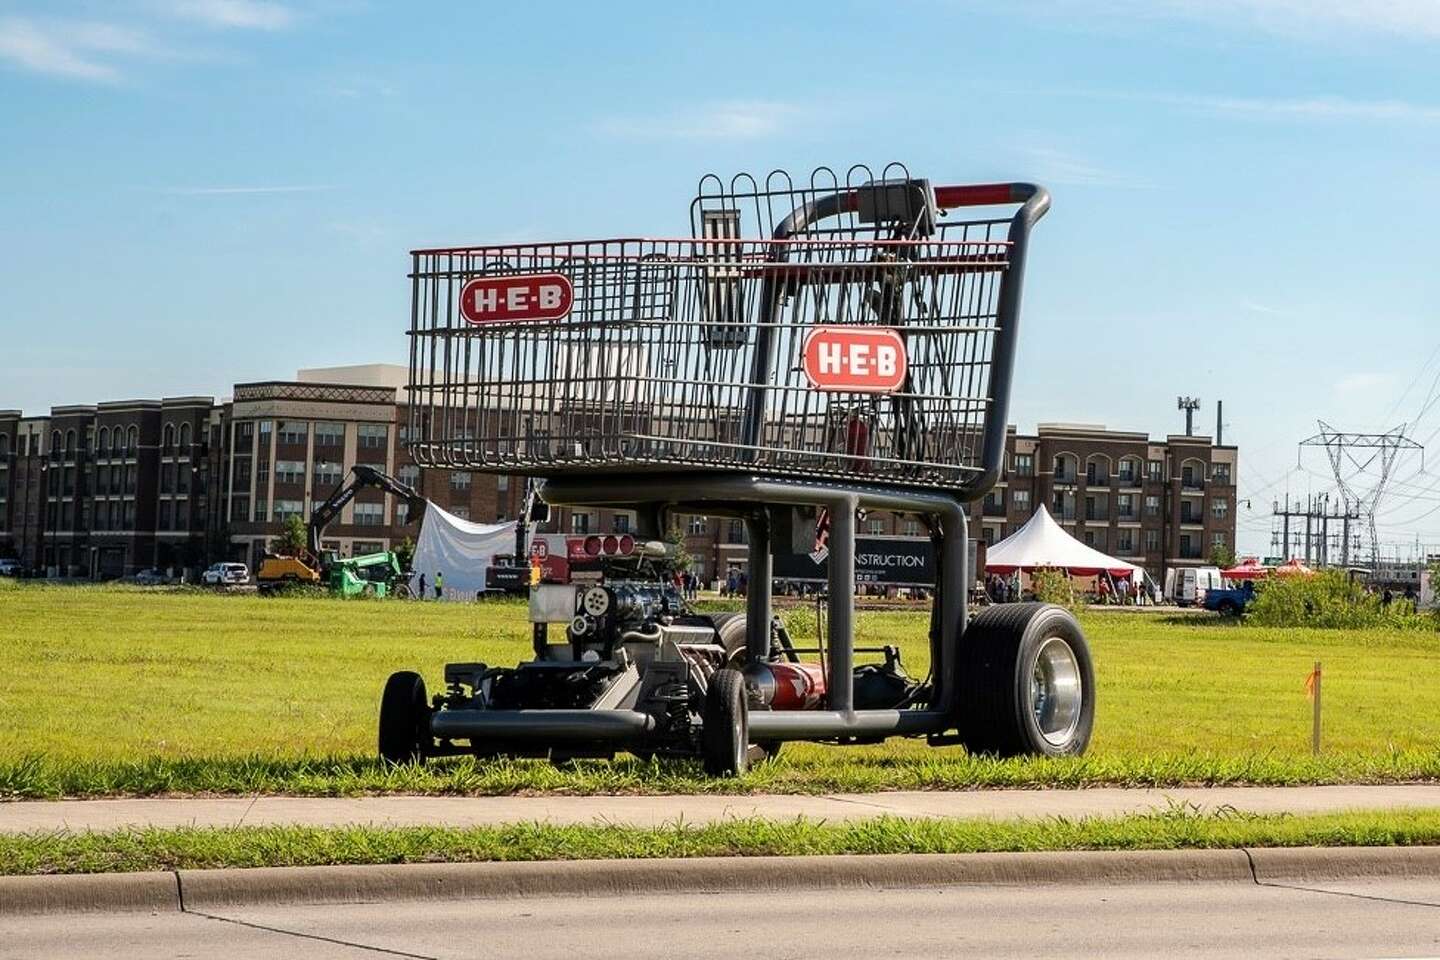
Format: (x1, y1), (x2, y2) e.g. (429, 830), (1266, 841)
(3, 846), (1438, 916)
(0, 871), (177, 915)
(1249, 844), (1440, 882)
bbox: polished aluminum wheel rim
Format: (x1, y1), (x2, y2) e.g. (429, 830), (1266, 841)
(1031, 636), (1083, 747)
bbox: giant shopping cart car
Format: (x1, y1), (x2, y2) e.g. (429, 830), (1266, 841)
(379, 164), (1094, 774)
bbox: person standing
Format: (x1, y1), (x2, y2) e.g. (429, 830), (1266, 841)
(434, 571), (444, 600)
(418, 573), (427, 599)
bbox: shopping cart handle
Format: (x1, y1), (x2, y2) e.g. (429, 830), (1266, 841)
(933, 183), (1043, 208)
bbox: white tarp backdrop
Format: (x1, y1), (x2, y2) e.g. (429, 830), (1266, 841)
(411, 503), (515, 601)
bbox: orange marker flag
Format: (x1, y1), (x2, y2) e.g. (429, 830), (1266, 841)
(1305, 663), (1321, 700)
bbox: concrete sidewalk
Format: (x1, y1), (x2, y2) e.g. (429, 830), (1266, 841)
(3, 784), (1439, 833)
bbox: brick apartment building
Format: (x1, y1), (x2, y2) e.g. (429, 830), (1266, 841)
(1, 368), (1236, 584)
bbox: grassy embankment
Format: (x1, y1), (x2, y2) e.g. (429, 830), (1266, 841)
(6, 808), (1440, 875)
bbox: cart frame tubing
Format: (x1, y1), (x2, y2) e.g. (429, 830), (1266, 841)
(427, 474), (969, 745)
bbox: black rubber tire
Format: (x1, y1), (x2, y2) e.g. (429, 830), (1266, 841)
(393, 583), (412, 600)
(1216, 600), (1240, 617)
(955, 602), (1095, 758)
(702, 668), (749, 776)
(378, 671), (430, 765)
(710, 615), (782, 762)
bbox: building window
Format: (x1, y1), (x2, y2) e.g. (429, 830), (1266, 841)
(278, 421), (307, 445)
(353, 502), (385, 526)
(162, 424), (175, 455)
(867, 518), (886, 535)
(314, 422), (345, 447)
(313, 461), (343, 491)
(450, 471), (471, 490)
(398, 464), (420, 487)
(688, 515), (708, 535)
(93, 429), (105, 456)
(395, 502), (409, 525)
(1118, 458), (1139, 483)
(358, 423), (388, 449)
(902, 519), (921, 537)
(1213, 462), (1231, 485)
(570, 512), (591, 534)
(1212, 532), (1227, 548)
(123, 500), (136, 530)
(275, 460), (305, 486)
(1145, 528), (1160, 552)
(159, 500), (173, 531)
(353, 541), (385, 555)
(1180, 533), (1199, 559)
(125, 466), (136, 494)
(258, 420), (272, 448)
(449, 506), (470, 520)
(497, 474), (510, 491)
(1013, 453), (1034, 477)
(1085, 459), (1108, 484)
(254, 495), (268, 523)
(273, 499), (304, 521)
(1116, 529), (1134, 553)
(1013, 489), (1031, 510)
(1147, 459), (1163, 481)
(230, 497), (251, 523)
(1212, 498), (1229, 520)
(1117, 493), (1135, 519)
(613, 513), (632, 534)
(1144, 494), (1160, 517)
(179, 422), (191, 451)
(160, 463), (175, 494)
(984, 526), (1000, 545)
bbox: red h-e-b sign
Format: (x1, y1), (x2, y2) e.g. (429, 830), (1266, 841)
(802, 326), (908, 393)
(459, 273), (573, 325)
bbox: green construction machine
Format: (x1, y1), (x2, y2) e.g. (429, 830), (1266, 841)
(257, 464), (426, 597)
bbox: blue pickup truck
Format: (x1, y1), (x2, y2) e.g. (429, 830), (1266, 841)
(1203, 580), (1256, 616)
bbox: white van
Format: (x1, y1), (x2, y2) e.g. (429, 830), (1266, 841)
(1164, 566), (1222, 606)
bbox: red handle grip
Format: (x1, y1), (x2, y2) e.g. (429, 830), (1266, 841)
(933, 183), (1028, 208)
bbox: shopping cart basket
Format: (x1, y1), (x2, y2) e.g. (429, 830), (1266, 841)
(406, 163), (1049, 500)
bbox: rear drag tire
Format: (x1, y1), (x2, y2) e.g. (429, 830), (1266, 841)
(379, 671), (431, 765)
(955, 602), (1094, 758)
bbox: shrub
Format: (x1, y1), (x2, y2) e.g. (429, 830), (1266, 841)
(1030, 568), (1079, 611)
(1246, 569), (1435, 630)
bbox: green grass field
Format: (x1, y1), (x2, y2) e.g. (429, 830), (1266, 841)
(2, 580), (1439, 797)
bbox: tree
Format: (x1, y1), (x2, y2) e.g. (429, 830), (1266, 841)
(665, 525), (694, 572)
(1209, 543), (1236, 569)
(271, 515), (308, 556)
(394, 536), (416, 572)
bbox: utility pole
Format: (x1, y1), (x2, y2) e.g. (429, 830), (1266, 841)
(1299, 421), (1423, 569)
(1178, 397), (1201, 437)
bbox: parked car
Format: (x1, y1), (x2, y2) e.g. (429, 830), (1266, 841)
(128, 568), (172, 586)
(0, 558), (21, 577)
(1163, 566), (1222, 606)
(202, 562), (251, 586)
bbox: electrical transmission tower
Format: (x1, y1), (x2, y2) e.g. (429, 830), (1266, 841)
(1298, 421), (1423, 567)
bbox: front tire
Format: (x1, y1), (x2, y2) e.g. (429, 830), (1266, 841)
(711, 615), (782, 762)
(379, 671), (431, 764)
(702, 668), (749, 776)
(955, 602), (1094, 757)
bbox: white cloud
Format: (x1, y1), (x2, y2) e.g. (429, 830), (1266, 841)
(594, 101), (801, 141)
(162, 0), (296, 30)
(1043, 0), (1440, 40)
(1077, 88), (1440, 125)
(1014, 146), (1153, 188)
(0, 16), (156, 81)
(151, 184), (334, 194)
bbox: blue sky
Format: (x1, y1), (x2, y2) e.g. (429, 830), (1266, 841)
(3, 0), (1440, 556)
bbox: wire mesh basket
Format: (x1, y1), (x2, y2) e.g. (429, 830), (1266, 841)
(406, 164), (1049, 497)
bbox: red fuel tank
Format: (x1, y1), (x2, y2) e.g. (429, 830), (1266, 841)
(744, 661), (827, 710)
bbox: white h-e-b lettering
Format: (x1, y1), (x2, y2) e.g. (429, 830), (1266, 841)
(818, 342), (842, 374)
(472, 287), (499, 313)
(538, 284), (563, 311)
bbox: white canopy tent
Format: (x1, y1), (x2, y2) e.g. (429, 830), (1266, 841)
(410, 504), (516, 601)
(984, 505), (1139, 579)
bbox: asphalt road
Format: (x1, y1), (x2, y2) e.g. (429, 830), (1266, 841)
(6, 877), (1440, 960)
